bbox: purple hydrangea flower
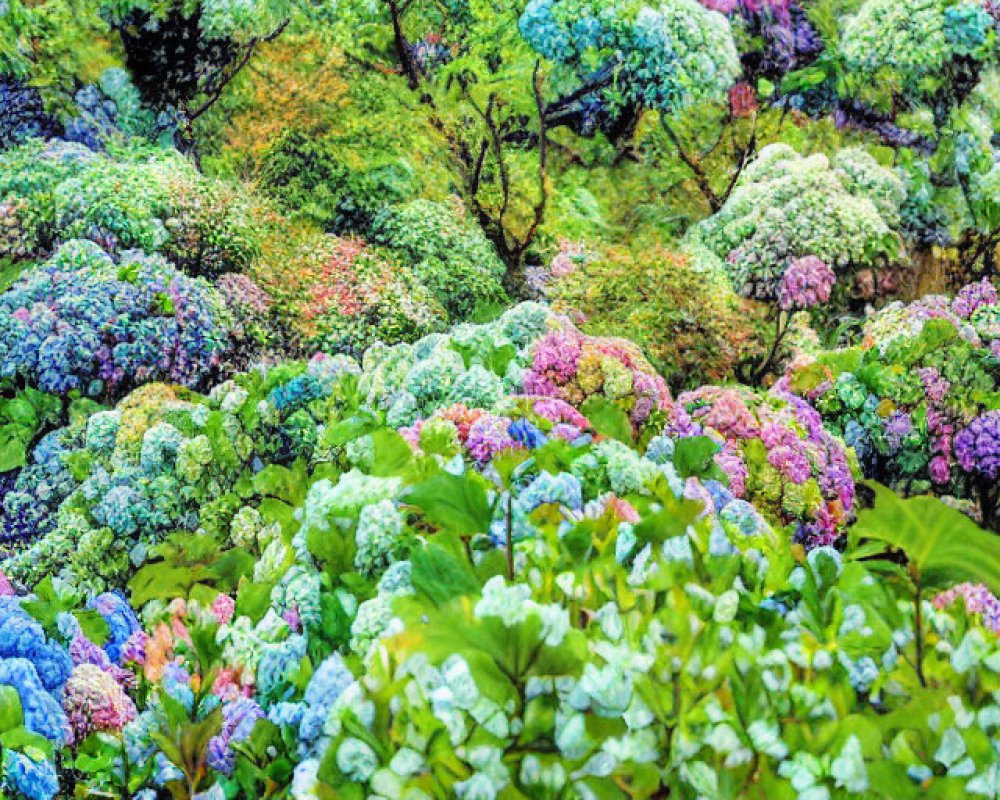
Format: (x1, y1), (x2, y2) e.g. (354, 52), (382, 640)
(955, 411), (1000, 480)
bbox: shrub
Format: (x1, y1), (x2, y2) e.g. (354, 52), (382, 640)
(664, 385), (858, 546)
(548, 245), (766, 389)
(0, 140), (261, 276)
(689, 143), (907, 306)
(256, 235), (448, 356)
(369, 199), (508, 321)
(520, 0), (741, 117)
(779, 280), (1000, 529)
(0, 357), (361, 593)
(255, 129), (418, 234)
(0, 241), (233, 399)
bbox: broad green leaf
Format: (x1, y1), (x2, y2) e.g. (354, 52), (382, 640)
(852, 482), (1000, 594)
(369, 428), (413, 477)
(580, 396), (632, 442)
(72, 609), (110, 647)
(411, 537), (482, 605)
(0, 686), (24, 733)
(236, 581), (275, 625)
(672, 436), (724, 482)
(405, 472), (493, 535)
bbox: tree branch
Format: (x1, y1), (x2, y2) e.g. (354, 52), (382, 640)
(662, 119), (721, 213)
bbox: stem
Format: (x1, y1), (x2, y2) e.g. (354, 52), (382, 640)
(751, 309), (788, 387)
(662, 119), (721, 213)
(506, 491), (514, 581)
(387, 0), (420, 89)
(914, 578), (926, 688)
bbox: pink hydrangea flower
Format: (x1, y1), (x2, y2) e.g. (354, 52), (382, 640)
(951, 279), (998, 319)
(62, 664), (137, 745)
(212, 594), (236, 625)
(777, 256), (836, 311)
(466, 413), (516, 462)
(934, 582), (1000, 634)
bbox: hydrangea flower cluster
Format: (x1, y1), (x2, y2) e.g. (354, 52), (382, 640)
(782, 282), (1000, 528)
(689, 144), (905, 302)
(955, 411), (1000, 481)
(0, 78), (61, 148)
(358, 302), (554, 423)
(0, 241), (233, 397)
(841, 0), (995, 85)
(934, 582), (1000, 634)
(522, 323), (672, 428)
(62, 663), (137, 744)
(0, 596), (105, 800)
(777, 255), (836, 310)
(664, 385), (857, 545)
(704, 0), (823, 87)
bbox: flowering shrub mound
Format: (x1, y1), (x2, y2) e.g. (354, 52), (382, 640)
(548, 244), (766, 388)
(0, 241), (233, 398)
(520, 0), (740, 123)
(368, 199), (508, 321)
(0, 357), (361, 592)
(357, 302), (672, 431)
(689, 143), (907, 305)
(0, 140), (261, 276)
(301, 545), (1000, 799)
(665, 385), (857, 546)
(256, 129), (419, 233)
(0, 78), (61, 149)
(841, 0), (996, 87)
(256, 234), (448, 356)
(781, 280), (1000, 529)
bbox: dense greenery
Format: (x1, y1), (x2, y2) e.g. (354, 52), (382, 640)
(1, 0), (1000, 798)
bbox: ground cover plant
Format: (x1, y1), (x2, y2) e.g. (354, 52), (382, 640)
(2, 0), (1000, 797)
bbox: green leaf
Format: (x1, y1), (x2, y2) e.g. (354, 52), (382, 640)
(411, 536), (482, 605)
(369, 428), (414, 477)
(72, 609), (110, 647)
(630, 494), (705, 547)
(672, 436), (724, 482)
(0, 686), (24, 733)
(580, 396), (632, 443)
(0, 727), (55, 760)
(236, 581), (275, 625)
(405, 472), (493, 535)
(0, 437), (26, 472)
(851, 482), (1000, 594)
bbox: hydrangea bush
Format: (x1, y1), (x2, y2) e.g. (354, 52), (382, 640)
(0, 139), (261, 276)
(519, 0), (741, 119)
(689, 143), (907, 306)
(0, 357), (361, 592)
(781, 280), (1000, 529)
(665, 385), (857, 546)
(0, 241), (233, 398)
(547, 244), (767, 389)
(255, 234), (448, 357)
(368, 199), (508, 321)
